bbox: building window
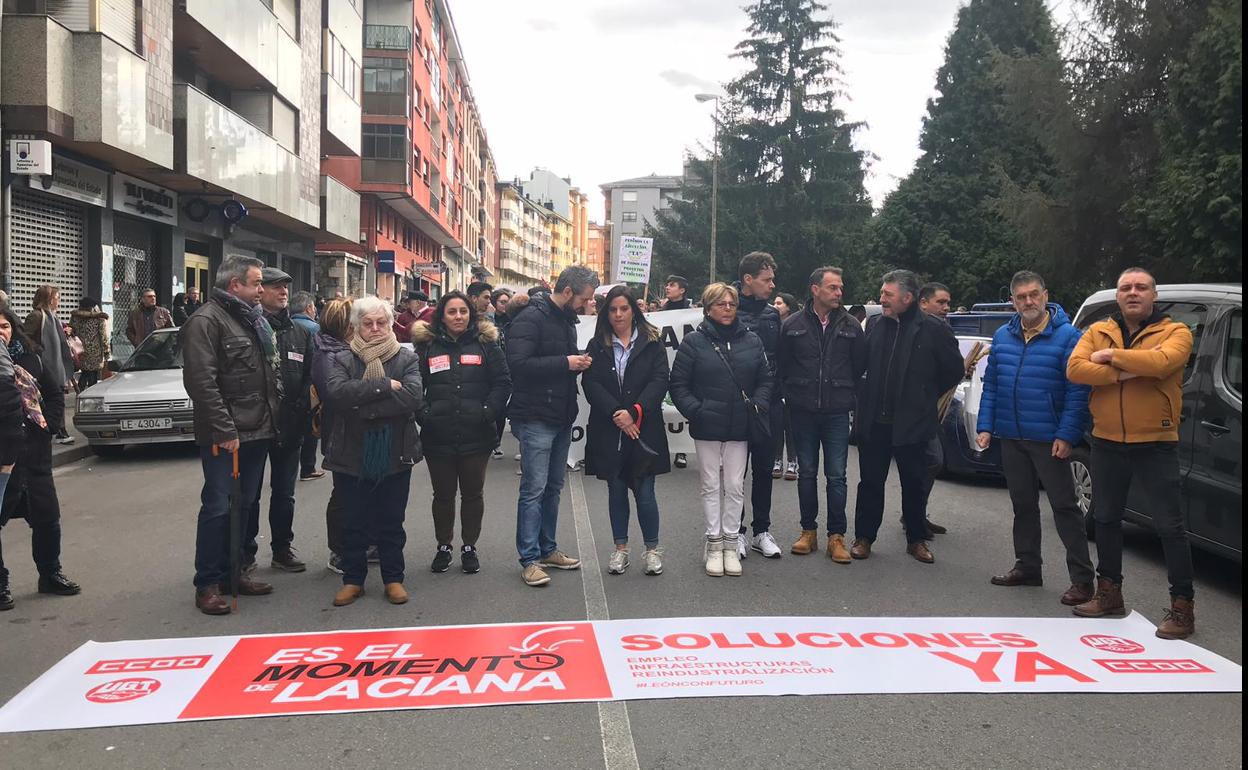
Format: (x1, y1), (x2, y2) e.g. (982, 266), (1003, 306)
(622, 191), (638, 202)
(362, 124), (407, 160)
(622, 212), (638, 223)
(363, 57), (406, 94)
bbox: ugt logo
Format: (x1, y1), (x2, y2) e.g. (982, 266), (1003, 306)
(85, 677), (162, 704)
(1080, 635), (1145, 655)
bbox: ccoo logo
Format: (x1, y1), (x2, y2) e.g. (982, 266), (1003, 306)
(85, 677), (162, 704)
(1080, 635), (1145, 655)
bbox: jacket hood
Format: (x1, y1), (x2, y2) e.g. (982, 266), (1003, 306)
(1006, 302), (1072, 337)
(410, 319), (500, 346)
(314, 331), (350, 354)
(71, 309), (109, 321)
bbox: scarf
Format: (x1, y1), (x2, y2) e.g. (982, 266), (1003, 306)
(13, 365), (49, 431)
(349, 330), (402, 480)
(213, 288), (280, 373)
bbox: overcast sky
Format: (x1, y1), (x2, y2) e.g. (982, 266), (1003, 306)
(450, 1), (1073, 223)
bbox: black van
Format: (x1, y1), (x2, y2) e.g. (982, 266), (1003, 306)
(1069, 283), (1242, 563)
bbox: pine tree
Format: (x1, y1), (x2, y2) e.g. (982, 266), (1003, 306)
(650, 0), (872, 300)
(871, 0), (1065, 305)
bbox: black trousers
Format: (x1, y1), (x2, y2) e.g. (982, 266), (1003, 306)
(426, 452), (491, 546)
(0, 431), (61, 581)
(854, 423), (929, 545)
(1001, 439), (1095, 584)
(300, 415), (319, 476)
(1091, 439), (1194, 599)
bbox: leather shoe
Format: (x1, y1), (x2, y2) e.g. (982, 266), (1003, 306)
(218, 576), (274, 596)
(37, 571), (82, 596)
(926, 519), (948, 535)
(385, 583), (409, 605)
(1061, 582), (1095, 605)
(906, 542), (935, 563)
(991, 568), (1043, 587)
(850, 538), (871, 560)
(195, 587), (231, 615)
(333, 585), (365, 606)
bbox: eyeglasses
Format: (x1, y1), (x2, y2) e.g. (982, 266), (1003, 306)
(711, 301), (738, 310)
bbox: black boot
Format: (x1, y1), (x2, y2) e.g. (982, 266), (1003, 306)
(38, 571), (82, 596)
(0, 575), (13, 611)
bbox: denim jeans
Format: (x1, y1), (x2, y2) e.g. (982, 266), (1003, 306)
(244, 439), (300, 558)
(791, 408), (851, 534)
(739, 401), (782, 536)
(335, 469), (411, 586)
(853, 424), (930, 545)
(193, 440), (270, 589)
(512, 420), (572, 566)
(606, 474), (660, 549)
(300, 415), (319, 476)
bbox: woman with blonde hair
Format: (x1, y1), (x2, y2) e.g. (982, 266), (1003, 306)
(669, 283), (772, 577)
(322, 297), (423, 606)
(23, 285), (75, 444)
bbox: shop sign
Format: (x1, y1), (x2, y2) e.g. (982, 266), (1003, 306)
(10, 139), (53, 175)
(413, 261), (445, 273)
(25, 155), (109, 207)
(112, 172), (178, 224)
(377, 250), (396, 273)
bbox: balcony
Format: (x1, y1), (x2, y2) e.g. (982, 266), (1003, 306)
(428, 191), (441, 214)
(320, 175), (361, 243)
(364, 25), (411, 51)
(175, 83), (317, 227)
(178, 0), (302, 107)
(323, 75), (362, 156)
(363, 90), (409, 117)
(361, 159), (409, 185)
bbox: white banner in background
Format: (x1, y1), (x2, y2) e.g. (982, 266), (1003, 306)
(0, 613), (1238, 733)
(567, 308), (703, 465)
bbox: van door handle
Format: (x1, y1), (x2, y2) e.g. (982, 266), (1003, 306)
(1200, 420), (1230, 436)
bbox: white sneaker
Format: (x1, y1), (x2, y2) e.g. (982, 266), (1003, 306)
(608, 549), (629, 575)
(704, 540), (724, 576)
(492, 449), (504, 459)
(751, 532), (782, 559)
(643, 549), (663, 576)
(737, 533), (749, 560)
(722, 537), (743, 576)
(514, 452), (522, 461)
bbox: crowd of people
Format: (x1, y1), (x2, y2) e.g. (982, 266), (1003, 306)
(0, 254), (1199, 640)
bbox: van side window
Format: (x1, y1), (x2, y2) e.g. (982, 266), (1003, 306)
(1224, 310), (1242, 397)
(1159, 303), (1208, 382)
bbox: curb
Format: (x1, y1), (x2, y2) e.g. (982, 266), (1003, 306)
(52, 444), (93, 469)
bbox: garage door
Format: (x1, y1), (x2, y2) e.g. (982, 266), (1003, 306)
(7, 188), (87, 317)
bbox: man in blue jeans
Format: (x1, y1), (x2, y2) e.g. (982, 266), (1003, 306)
(778, 267), (866, 562)
(181, 255), (284, 614)
(506, 266), (599, 586)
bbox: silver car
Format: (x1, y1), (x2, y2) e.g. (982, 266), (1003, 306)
(73, 328), (194, 457)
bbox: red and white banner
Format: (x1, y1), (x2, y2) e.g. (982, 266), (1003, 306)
(0, 613), (1238, 732)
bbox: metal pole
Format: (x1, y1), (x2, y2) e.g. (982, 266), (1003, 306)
(709, 101), (719, 285)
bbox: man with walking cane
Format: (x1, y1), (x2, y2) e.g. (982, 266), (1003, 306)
(182, 255), (283, 615)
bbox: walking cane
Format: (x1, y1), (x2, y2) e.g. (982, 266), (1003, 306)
(213, 444), (242, 613)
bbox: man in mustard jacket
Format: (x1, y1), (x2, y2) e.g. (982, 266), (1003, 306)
(1066, 267), (1195, 639)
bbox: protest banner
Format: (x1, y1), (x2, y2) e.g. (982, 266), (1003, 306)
(0, 613), (1238, 733)
(613, 236), (654, 286)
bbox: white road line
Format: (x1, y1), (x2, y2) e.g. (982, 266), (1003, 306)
(570, 470), (641, 770)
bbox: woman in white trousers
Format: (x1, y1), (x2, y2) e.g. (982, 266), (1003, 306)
(669, 283), (774, 576)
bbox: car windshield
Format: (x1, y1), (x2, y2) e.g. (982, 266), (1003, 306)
(120, 331), (182, 371)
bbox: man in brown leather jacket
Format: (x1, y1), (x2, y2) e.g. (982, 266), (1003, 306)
(181, 255), (283, 615)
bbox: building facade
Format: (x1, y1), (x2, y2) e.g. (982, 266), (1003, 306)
(586, 221), (608, 284)
(600, 173), (684, 274)
(2, 0), (361, 357)
(494, 180), (550, 290)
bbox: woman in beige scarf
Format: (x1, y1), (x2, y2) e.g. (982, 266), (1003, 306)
(322, 297), (423, 607)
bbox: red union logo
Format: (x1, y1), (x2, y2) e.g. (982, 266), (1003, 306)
(1094, 659), (1213, 674)
(87, 656), (211, 674)
(1080, 635), (1145, 654)
(85, 678), (162, 703)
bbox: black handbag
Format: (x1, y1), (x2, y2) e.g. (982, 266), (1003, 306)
(709, 341), (771, 443)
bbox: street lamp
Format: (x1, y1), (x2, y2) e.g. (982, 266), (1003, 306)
(695, 93), (721, 285)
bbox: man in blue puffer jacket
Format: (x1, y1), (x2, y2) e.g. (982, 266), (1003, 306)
(975, 270), (1095, 606)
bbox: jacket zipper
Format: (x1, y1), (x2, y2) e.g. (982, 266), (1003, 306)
(817, 317), (828, 410)
(880, 320), (900, 418)
(1013, 334), (1030, 437)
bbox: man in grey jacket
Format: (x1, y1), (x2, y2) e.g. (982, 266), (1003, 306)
(181, 255), (283, 615)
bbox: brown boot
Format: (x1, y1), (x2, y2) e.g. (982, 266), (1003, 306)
(991, 568), (1043, 587)
(385, 582), (409, 605)
(1072, 577), (1125, 617)
(826, 534), (852, 564)
(220, 577), (274, 596)
(195, 587), (231, 616)
(1155, 596), (1195, 640)
(791, 530), (817, 555)
(333, 585), (364, 606)
(850, 538), (872, 560)
(1060, 582), (1095, 606)
(906, 542), (935, 564)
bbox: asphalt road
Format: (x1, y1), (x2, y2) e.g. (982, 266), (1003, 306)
(0, 436), (1241, 769)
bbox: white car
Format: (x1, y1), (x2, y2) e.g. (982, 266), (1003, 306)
(73, 328), (194, 457)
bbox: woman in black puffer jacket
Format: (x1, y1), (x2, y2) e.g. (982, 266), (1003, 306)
(412, 291), (511, 575)
(670, 283), (773, 578)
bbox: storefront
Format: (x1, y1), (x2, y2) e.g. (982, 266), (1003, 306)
(108, 173), (178, 359)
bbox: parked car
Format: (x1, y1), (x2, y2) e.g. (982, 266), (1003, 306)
(1068, 283), (1242, 563)
(938, 335), (1004, 478)
(946, 310), (1014, 338)
(73, 328), (194, 457)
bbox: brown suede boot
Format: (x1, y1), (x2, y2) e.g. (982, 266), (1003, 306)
(1155, 596), (1195, 640)
(827, 534), (852, 564)
(333, 585), (364, 606)
(791, 530), (817, 555)
(1072, 577), (1126, 618)
(385, 583), (409, 605)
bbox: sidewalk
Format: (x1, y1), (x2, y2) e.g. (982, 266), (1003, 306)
(51, 402), (92, 469)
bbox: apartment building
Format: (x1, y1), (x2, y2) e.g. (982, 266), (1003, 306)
(494, 180), (550, 290)
(1, 0), (361, 356)
(586, 222), (609, 284)
(600, 173), (684, 269)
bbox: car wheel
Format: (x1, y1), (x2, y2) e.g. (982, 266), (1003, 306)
(90, 444), (125, 458)
(1069, 446), (1094, 539)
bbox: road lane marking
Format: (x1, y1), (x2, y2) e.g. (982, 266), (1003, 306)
(570, 470), (641, 770)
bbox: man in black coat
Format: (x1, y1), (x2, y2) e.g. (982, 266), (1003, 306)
(731, 251), (784, 559)
(661, 275), (692, 310)
(779, 266), (866, 563)
(506, 266), (599, 587)
(243, 267), (314, 574)
(852, 269), (965, 564)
